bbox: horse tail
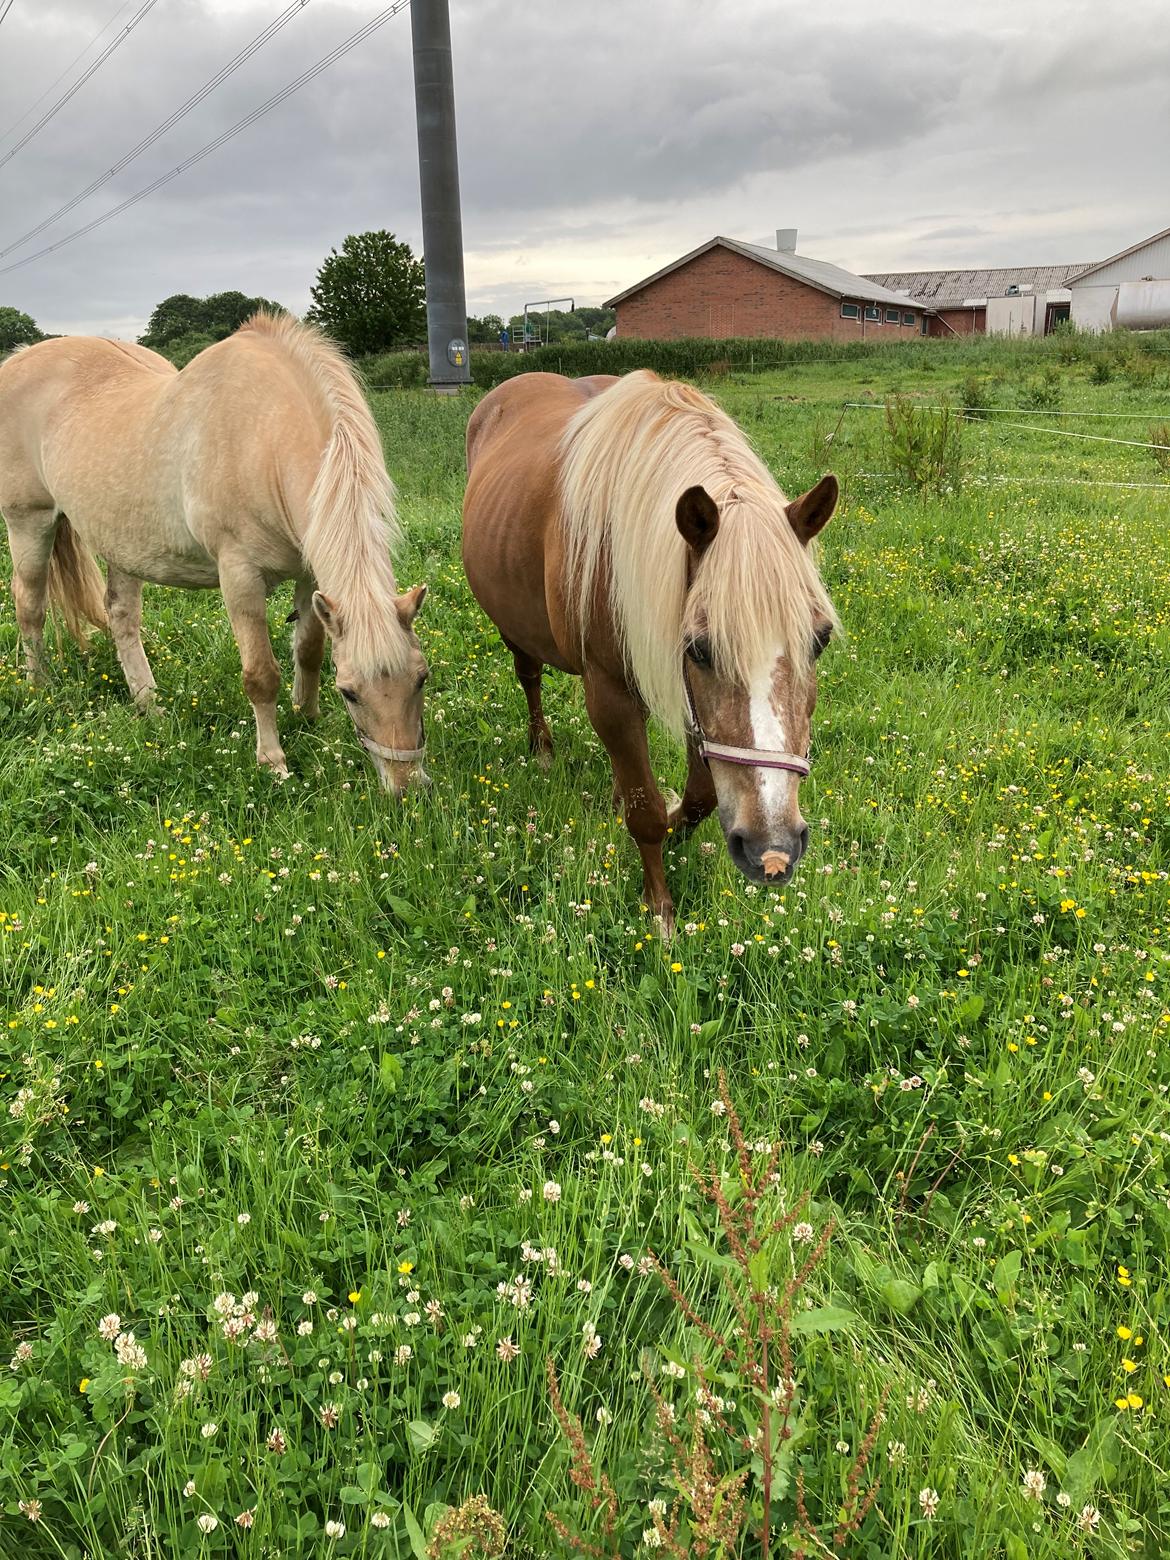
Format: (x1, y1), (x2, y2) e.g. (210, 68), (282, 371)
(47, 516), (107, 647)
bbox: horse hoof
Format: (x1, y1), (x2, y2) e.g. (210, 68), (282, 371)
(534, 746), (553, 772)
(260, 758), (290, 782)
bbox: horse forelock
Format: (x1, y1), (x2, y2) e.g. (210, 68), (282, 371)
(558, 372), (837, 735)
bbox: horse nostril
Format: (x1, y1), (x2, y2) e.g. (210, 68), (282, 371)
(728, 829), (749, 866)
(799, 824), (809, 857)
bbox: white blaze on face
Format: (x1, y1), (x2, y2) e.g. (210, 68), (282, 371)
(749, 661), (801, 830)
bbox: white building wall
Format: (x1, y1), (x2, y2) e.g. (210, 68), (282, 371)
(1072, 232), (1170, 287)
(1068, 231), (1170, 332)
(987, 293), (1038, 336)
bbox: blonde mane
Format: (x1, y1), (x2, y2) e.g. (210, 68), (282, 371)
(559, 371), (838, 735)
(240, 312), (408, 677)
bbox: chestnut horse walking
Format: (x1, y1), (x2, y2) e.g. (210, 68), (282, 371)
(462, 369), (839, 928)
(0, 314), (428, 791)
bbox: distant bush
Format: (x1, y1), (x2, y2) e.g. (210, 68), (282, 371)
(1089, 356), (1114, 384)
(161, 331), (217, 368)
(960, 373), (994, 419)
(1017, 367), (1062, 411)
(1151, 422), (1170, 474)
(361, 350), (427, 389)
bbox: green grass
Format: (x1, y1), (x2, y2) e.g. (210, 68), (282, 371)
(2, 335), (1169, 1557)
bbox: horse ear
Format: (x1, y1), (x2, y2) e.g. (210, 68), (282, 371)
(675, 486), (720, 555)
(786, 474), (838, 545)
(312, 590), (342, 637)
(395, 584), (427, 627)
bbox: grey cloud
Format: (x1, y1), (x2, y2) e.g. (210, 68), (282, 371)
(0, 0), (1164, 334)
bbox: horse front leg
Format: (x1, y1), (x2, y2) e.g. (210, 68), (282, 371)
(291, 578), (325, 718)
(667, 736), (717, 836)
(582, 666), (674, 933)
(219, 560), (287, 779)
(104, 564), (157, 709)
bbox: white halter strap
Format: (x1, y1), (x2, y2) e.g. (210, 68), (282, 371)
(359, 732), (427, 764)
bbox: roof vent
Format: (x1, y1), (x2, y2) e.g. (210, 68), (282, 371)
(776, 228), (797, 253)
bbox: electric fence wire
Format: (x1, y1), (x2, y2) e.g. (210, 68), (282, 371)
(1, 0), (315, 260)
(0, 0), (413, 279)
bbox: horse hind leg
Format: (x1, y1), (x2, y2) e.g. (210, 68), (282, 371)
(104, 564), (157, 709)
(504, 637), (553, 767)
(3, 504), (58, 684)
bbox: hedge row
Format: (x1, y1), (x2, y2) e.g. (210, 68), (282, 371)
(357, 328), (1170, 394)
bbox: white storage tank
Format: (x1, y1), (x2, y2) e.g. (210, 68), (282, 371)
(1114, 279), (1170, 330)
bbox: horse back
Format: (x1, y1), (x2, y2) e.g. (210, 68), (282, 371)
(0, 336), (175, 515)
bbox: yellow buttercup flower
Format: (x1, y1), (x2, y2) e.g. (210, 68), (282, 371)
(348, 1289), (362, 1304)
(397, 1260), (414, 1275)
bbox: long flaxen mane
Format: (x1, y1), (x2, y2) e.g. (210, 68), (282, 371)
(239, 312), (409, 676)
(559, 370), (838, 736)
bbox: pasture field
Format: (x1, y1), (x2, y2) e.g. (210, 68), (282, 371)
(2, 334), (1170, 1558)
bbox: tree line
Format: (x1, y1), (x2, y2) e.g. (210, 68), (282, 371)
(1, 231), (610, 362)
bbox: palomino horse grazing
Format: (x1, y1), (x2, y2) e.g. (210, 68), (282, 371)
(0, 315), (428, 791)
(463, 370), (838, 928)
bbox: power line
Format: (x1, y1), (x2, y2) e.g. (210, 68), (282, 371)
(0, 1), (16, 30)
(1, 0), (315, 260)
(0, 0), (413, 278)
(0, 0), (137, 147)
(0, 0), (161, 173)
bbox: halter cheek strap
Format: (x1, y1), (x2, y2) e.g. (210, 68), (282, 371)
(682, 664), (811, 776)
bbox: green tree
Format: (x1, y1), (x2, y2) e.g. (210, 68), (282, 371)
(0, 306), (43, 353)
(306, 231), (425, 356)
(467, 313), (504, 345)
(139, 291), (285, 356)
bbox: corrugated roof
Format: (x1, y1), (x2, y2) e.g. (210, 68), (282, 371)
(1065, 226), (1170, 283)
(863, 264), (1093, 310)
(605, 237), (932, 311)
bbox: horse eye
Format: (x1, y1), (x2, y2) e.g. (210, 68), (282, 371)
(339, 687), (358, 704)
(686, 637), (713, 669)
(812, 627), (833, 660)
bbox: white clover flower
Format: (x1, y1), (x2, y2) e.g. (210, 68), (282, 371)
(442, 1390), (461, 1409)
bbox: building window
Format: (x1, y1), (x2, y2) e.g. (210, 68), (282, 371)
(840, 302), (860, 319)
(884, 308), (900, 323)
(902, 311), (916, 326)
(863, 305), (881, 322)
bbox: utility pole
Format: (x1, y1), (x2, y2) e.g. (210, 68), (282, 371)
(410, 0), (470, 389)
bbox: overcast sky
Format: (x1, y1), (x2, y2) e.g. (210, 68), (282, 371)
(0, 0), (1165, 337)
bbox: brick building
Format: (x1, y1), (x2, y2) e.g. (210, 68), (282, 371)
(606, 231), (930, 341)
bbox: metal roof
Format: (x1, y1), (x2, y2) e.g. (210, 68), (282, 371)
(863, 264), (1093, 310)
(605, 236), (932, 311)
(1065, 226), (1170, 283)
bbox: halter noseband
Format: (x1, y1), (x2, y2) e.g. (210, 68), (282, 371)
(682, 662), (811, 777)
(357, 732), (427, 765)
